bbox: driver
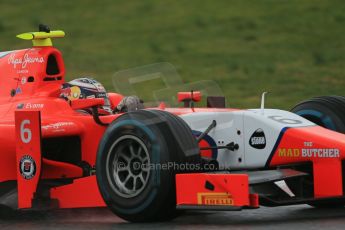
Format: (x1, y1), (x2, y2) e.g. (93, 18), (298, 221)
(60, 77), (144, 114)
(60, 77), (112, 114)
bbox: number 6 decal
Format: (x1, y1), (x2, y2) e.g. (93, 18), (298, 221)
(15, 111), (42, 209)
(20, 119), (32, 143)
(268, 115), (302, 125)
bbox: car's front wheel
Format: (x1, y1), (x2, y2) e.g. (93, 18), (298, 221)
(96, 110), (200, 222)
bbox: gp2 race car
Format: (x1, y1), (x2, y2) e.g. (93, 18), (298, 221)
(1, 25), (345, 222)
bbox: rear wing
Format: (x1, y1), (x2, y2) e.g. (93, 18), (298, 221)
(16, 24), (65, 47)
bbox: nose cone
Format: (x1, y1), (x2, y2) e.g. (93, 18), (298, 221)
(270, 125), (345, 166)
(269, 125), (345, 198)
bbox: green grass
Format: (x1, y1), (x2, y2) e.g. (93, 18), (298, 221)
(0, 0), (344, 109)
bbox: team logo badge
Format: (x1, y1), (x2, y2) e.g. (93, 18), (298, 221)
(249, 128), (266, 149)
(19, 155), (36, 180)
(192, 130), (218, 160)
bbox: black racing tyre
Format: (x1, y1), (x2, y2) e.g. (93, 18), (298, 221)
(0, 181), (18, 219)
(291, 95), (345, 208)
(0, 205), (16, 219)
(291, 96), (345, 133)
(306, 199), (345, 209)
(96, 110), (200, 222)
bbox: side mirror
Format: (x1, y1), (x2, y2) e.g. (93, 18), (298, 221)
(177, 91), (201, 108)
(107, 93), (124, 110)
(70, 98), (104, 110)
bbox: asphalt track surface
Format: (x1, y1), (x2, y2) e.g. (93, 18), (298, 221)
(2, 205), (345, 230)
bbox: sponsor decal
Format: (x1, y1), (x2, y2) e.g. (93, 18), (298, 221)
(15, 87), (22, 94)
(42, 122), (74, 129)
(97, 92), (107, 98)
(278, 148), (340, 158)
(278, 141), (340, 158)
(16, 103), (24, 109)
(192, 130), (218, 160)
(60, 86), (81, 101)
(249, 128), (266, 149)
(17, 69), (29, 74)
(197, 192), (234, 205)
(8, 53), (44, 69)
(19, 155), (36, 180)
(25, 103), (44, 109)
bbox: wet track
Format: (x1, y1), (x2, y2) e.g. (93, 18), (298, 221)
(2, 205), (345, 230)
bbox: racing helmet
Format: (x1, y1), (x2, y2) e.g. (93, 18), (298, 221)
(60, 77), (111, 112)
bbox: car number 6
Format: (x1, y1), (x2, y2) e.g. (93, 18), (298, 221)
(20, 119), (32, 143)
(268, 115), (302, 124)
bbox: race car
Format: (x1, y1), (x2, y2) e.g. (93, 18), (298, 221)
(1, 25), (345, 222)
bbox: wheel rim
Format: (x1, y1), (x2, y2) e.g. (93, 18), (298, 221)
(106, 135), (150, 198)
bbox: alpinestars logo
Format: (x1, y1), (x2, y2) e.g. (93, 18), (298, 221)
(249, 128), (266, 149)
(19, 155), (36, 180)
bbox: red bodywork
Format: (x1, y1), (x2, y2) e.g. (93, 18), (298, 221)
(269, 126), (345, 198)
(1, 42), (345, 213)
(0, 46), (246, 210)
(0, 47), (113, 209)
(176, 174), (259, 209)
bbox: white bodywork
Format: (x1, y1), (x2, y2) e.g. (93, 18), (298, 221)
(180, 109), (315, 170)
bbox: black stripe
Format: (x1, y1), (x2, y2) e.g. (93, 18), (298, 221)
(265, 127), (289, 168)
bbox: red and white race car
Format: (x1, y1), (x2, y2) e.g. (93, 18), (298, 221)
(1, 25), (345, 222)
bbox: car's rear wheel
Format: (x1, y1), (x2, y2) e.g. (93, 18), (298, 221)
(96, 110), (200, 222)
(291, 95), (345, 208)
